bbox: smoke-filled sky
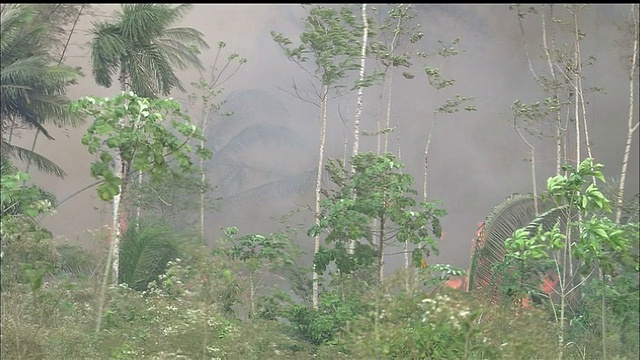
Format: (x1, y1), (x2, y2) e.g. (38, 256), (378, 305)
(13, 4), (639, 272)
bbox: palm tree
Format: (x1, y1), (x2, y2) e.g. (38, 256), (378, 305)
(118, 217), (180, 292)
(467, 193), (567, 303)
(0, 4), (81, 178)
(87, 3), (209, 289)
(89, 3), (209, 95)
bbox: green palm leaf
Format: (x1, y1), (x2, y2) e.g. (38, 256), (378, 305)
(118, 217), (180, 292)
(1, 4), (82, 178)
(1, 140), (66, 178)
(89, 4), (209, 97)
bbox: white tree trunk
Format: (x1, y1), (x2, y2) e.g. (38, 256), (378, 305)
(352, 3), (368, 159)
(383, 70), (393, 153)
(111, 155), (125, 284)
(313, 84), (329, 311)
(349, 3), (369, 255)
(200, 153), (206, 244)
(616, 4), (639, 224)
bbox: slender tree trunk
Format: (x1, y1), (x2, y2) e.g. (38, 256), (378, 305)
(24, 130), (41, 175)
(249, 270), (255, 319)
(110, 74), (128, 285)
(352, 3), (368, 160)
(199, 104), (208, 244)
(95, 220), (116, 334)
(423, 116), (436, 201)
(378, 215), (385, 286)
(313, 84), (329, 311)
(615, 4), (639, 225)
(349, 3), (369, 255)
(201, 271), (211, 360)
(514, 119), (539, 215)
(111, 159), (126, 284)
(383, 70), (393, 153)
(559, 286), (566, 360)
(423, 60), (444, 201)
(135, 172), (142, 231)
(200, 153), (206, 245)
(398, 122), (410, 291)
(374, 214), (385, 347)
(541, 6), (565, 175)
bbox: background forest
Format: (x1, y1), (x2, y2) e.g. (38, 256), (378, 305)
(1, 3), (639, 359)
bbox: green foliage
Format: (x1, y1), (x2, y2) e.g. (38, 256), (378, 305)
(71, 92), (211, 201)
(0, 215), (58, 290)
(0, 4), (82, 177)
(89, 4), (209, 97)
(118, 218), (181, 292)
(1, 156), (56, 218)
(467, 193), (538, 294)
(286, 291), (366, 346)
(344, 289), (559, 359)
(127, 166), (215, 230)
(222, 228), (293, 272)
(418, 38), (477, 112)
(56, 244), (99, 279)
(504, 159), (631, 275)
(312, 152), (446, 275)
(271, 5), (363, 89)
(368, 4), (423, 83)
(567, 274), (640, 359)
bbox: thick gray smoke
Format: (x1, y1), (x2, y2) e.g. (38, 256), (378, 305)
(15, 4), (639, 272)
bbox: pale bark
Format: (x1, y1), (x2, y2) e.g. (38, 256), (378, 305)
(199, 105), (208, 245)
(352, 3), (368, 159)
(383, 70), (393, 153)
(200, 153), (206, 244)
(111, 168), (123, 283)
(349, 3), (369, 254)
(541, 6), (565, 175)
(377, 215), (385, 286)
(423, 58), (445, 202)
(110, 74), (128, 285)
(135, 171), (142, 232)
(423, 112), (437, 201)
(398, 123), (410, 290)
(514, 119), (539, 215)
(313, 84), (329, 311)
(95, 222), (116, 334)
(615, 4), (639, 225)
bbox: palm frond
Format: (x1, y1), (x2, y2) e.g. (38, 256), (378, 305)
(1, 140), (66, 178)
(89, 21), (127, 88)
(468, 193), (538, 293)
(56, 244), (99, 278)
(1, 4), (81, 133)
(468, 192), (570, 300)
(522, 204), (571, 235)
(159, 27), (209, 49)
(90, 4), (208, 97)
(118, 217), (180, 292)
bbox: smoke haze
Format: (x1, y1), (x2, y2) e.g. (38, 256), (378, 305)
(12, 4), (639, 272)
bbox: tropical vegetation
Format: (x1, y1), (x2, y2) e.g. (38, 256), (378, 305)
(1, 3), (638, 359)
